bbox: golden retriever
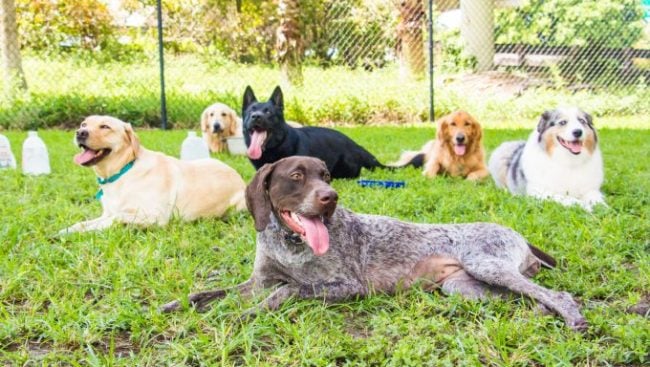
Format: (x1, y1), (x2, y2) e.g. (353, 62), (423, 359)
(201, 102), (303, 154)
(61, 115), (246, 233)
(201, 103), (243, 153)
(391, 110), (489, 180)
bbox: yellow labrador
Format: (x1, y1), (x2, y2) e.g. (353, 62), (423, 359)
(61, 115), (246, 234)
(201, 102), (303, 153)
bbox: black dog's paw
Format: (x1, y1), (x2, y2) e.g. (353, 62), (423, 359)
(160, 300), (182, 313)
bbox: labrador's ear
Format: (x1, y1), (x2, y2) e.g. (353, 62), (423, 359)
(124, 123), (141, 158)
(242, 86), (257, 117)
(269, 86), (283, 110)
(246, 162), (277, 231)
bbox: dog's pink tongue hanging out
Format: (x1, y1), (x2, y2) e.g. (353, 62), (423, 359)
(299, 214), (330, 256)
(247, 130), (267, 159)
(454, 144), (466, 156)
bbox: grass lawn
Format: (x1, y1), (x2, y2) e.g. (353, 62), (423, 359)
(0, 125), (648, 365)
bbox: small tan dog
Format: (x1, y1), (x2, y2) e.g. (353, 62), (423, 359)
(61, 115), (246, 234)
(201, 102), (303, 153)
(201, 103), (243, 153)
(391, 111), (489, 180)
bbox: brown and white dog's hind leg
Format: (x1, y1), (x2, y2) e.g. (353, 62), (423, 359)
(463, 259), (587, 331)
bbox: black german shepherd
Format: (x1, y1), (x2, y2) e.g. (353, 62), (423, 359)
(242, 86), (387, 179)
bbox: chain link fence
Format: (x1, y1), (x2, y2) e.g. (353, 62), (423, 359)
(1, 0), (649, 130)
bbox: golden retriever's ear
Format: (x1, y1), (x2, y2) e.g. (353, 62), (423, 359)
(436, 117), (448, 141)
(469, 115), (483, 145)
(246, 162), (277, 231)
(200, 109), (210, 133)
(227, 110), (239, 136)
(124, 123), (141, 158)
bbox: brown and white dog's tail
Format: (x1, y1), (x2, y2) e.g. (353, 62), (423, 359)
(527, 242), (557, 269)
(388, 151), (426, 168)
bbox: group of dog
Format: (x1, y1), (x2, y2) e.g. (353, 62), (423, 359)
(63, 86), (607, 332)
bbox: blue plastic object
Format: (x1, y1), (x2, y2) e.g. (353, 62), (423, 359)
(357, 179), (406, 189)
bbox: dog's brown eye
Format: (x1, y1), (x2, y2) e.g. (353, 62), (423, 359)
(221, 112), (226, 117)
(450, 122), (456, 126)
(100, 124), (110, 130)
(290, 172), (303, 181)
(465, 122), (471, 127)
(322, 172), (331, 182)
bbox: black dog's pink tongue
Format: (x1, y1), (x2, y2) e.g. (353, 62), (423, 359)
(247, 130), (267, 159)
(74, 149), (97, 165)
(298, 214), (329, 256)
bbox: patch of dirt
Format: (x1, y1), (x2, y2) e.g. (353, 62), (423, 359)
(627, 295), (650, 317)
(442, 71), (545, 100)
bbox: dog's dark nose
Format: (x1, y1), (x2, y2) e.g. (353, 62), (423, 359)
(250, 111), (263, 121)
(572, 129), (583, 138)
(213, 123), (222, 132)
(317, 189), (338, 205)
(455, 134), (465, 143)
(76, 129), (88, 141)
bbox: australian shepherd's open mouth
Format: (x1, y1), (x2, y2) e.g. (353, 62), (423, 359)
(279, 210), (330, 256)
(247, 127), (267, 160)
(557, 137), (583, 155)
(74, 144), (111, 166)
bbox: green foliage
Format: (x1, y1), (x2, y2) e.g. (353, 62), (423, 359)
(495, 0), (646, 82)
(495, 0), (645, 48)
(0, 127), (648, 364)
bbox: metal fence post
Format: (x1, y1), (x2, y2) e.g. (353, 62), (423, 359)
(428, 0), (434, 123)
(156, 0), (168, 130)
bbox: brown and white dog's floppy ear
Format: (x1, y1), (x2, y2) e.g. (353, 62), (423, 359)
(124, 123), (141, 158)
(536, 110), (554, 142)
(246, 162), (277, 231)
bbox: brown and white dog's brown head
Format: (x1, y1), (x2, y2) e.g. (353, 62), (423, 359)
(74, 115), (140, 176)
(246, 156), (338, 256)
(201, 103), (241, 152)
(436, 110), (483, 157)
(535, 107), (597, 157)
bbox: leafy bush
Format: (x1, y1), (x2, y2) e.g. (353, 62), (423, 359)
(495, 0), (645, 82)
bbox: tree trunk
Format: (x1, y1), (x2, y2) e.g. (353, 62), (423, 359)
(0, 0), (27, 96)
(276, 0), (303, 86)
(397, 0), (425, 78)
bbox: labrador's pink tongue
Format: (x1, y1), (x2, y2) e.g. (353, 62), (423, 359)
(247, 130), (267, 159)
(568, 141), (582, 154)
(454, 144), (466, 156)
(74, 149), (97, 165)
(298, 214), (329, 256)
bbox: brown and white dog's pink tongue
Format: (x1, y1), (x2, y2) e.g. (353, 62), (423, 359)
(74, 149), (98, 165)
(454, 144), (466, 156)
(297, 214), (329, 256)
(247, 130), (267, 159)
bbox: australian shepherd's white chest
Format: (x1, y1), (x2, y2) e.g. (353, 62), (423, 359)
(488, 107), (606, 211)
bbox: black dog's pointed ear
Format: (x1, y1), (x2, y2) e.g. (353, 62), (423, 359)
(269, 86), (283, 110)
(242, 86), (257, 116)
(246, 162), (277, 232)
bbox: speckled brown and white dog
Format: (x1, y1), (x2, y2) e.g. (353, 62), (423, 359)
(489, 107), (605, 211)
(162, 156), (587, 331)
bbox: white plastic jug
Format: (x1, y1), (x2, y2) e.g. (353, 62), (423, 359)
(0, 133), (17, 169)
(22, 131), (51, 175)
(180, 131), (210, 161)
